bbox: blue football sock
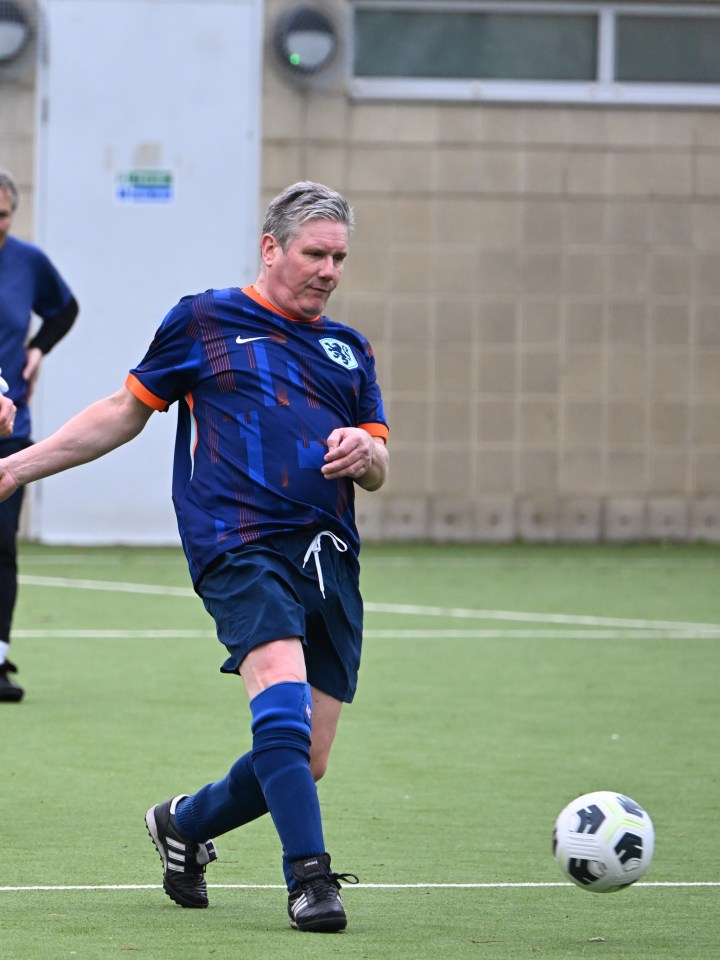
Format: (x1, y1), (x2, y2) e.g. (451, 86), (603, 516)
(250, 681), (325, 889)
(175, 752), (268, 840)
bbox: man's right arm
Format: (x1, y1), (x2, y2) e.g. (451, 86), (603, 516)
(0, 385), (154, 502)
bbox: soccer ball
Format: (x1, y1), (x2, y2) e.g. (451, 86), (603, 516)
(552, 791), (654, 893)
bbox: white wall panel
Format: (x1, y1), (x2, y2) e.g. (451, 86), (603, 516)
(31, 0), (263, 543)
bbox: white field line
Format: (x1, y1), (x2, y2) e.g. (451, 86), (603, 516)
(10, 628), (720, 641)
(16, 574), (720, 636)
(364, 602), (720, 634)
(19, 574), (196, 597)
(0, 882), (718, 893)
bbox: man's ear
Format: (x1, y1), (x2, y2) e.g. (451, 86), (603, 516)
(260, 233), (279, 265)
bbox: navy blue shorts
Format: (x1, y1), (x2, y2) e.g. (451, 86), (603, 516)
(198, 530), (364, 703)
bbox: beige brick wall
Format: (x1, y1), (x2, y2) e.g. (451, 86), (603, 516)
(262, 0), (720, 543)
(3, 0), (719, 541)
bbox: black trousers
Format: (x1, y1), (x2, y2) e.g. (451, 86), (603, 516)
(0, 437), (31, 645)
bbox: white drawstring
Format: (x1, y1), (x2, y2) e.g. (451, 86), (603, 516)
(303, 530), (348, 598)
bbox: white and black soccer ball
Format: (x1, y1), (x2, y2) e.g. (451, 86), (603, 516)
(553, 791), (655, 893)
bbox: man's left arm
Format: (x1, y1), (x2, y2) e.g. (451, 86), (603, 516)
(28, 296), (79, 355)
(24, 296), (80, 400)
(321, 427), (389, 491)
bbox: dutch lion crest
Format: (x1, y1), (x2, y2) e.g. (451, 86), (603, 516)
(319, 337), (358, 369)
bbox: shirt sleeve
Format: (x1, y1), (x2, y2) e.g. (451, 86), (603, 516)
(127, 298), (200, 409)
(29, 296), (79, 354)
(359, 421), (389, 442)
(30, 248), (75, 320)
(357, 336), (389, 440)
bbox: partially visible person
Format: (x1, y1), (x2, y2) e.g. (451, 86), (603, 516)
(0, 169), (79, 702)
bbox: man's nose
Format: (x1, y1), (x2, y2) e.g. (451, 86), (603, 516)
(317, 256), (337, 275)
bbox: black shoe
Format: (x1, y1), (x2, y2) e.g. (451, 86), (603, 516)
(0, 660), (24, 703)
(145, 795), (217, 908)
(287, 853), (358, 933)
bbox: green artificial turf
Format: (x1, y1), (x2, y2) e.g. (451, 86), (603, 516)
(1, 542), (718, 959)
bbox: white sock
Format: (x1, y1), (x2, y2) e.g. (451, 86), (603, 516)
(0, 640), (9, 665)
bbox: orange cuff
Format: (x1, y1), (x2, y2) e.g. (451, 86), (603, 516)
(359, 422), (389, 443)
(125, 373), (170, 412)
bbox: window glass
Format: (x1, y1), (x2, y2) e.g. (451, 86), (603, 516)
(350, 3), (720, 106)
(616, 15), (720, 84)
(353, 10), (598, 81)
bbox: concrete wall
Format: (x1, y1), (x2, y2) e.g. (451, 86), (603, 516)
(0, 0), (36, 238)
(4, 0), (720, 542)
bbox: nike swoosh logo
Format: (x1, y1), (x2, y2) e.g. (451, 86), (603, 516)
(236, 336), (270, 345)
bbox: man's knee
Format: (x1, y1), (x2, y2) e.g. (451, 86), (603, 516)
(309, 753), (329, 782)
(250, 680), (313, 760)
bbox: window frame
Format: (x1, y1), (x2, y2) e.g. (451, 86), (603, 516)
(348, 1), (720, 106)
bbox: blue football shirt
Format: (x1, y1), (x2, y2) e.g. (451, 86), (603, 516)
(127, 285), (388, 585)
(0, 236), (75, 440)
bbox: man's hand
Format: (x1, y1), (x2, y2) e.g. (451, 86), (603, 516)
(0, 394), (16, 438)
(23, 346), (43, 402)
(322, 426), (388, 491)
